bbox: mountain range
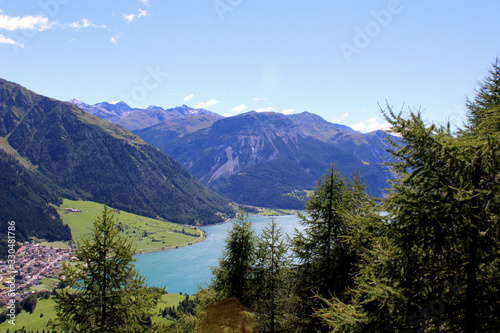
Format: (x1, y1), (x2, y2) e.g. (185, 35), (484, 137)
(70, 99), (219, 131)
(66, 98), (395, 209)
(0, 76), (396, 248)
(0, 79), (233, 245)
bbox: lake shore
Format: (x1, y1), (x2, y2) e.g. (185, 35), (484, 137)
(133, 212), (300, 256)
(134, 227), (207, 255)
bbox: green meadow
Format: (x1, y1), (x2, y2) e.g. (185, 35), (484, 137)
(30, 278), (60, 292)
(57, 199), (203, 254)
(258, 208), (297, 216)
(0, 297), (58, 332)
(0, 293), (189, 331)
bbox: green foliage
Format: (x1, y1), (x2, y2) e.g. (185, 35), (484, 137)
(465, 57), (500, 136)
(212, 210), (256, 307)
(254, 217), (292, 332)
(160, 294), (196, 321)
(22, 294), (38, 314)
(54, 205), (161, 332)
(313, 65), (500, 331)
(291, 164), (370, 331)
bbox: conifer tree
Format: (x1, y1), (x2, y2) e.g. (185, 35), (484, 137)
(292, 164), (367, 331)
(254, 217), (291, 333)
(212, 210), (256, 307)
(53, 205), (161, 332)
(465, 57), (500, 136)
(315, 82), (499, 332)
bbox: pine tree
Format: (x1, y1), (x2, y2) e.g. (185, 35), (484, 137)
(53, 205), (161, 332)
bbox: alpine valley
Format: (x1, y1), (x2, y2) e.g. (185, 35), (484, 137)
(0, 78), (233, 246)
(71, 97), (397, 210)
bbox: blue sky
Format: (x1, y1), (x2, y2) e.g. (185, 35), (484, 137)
(1, 0), (499, 132)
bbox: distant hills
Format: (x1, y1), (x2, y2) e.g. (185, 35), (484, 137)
(0, 79), (233, 244)
(133, 109), (396, 209)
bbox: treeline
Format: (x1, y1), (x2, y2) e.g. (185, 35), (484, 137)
(165, 59), (500, 332)
(160, 294), (196, 321)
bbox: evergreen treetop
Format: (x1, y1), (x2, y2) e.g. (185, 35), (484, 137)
(54, 205), (161, 332)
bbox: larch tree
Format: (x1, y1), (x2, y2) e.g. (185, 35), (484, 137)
(314, 64), (499, 331)
(254, 217), (291, 333)
(465, 57), (500, 136)
(212, 210), (256, 308)
(292, 164), (369, 331)
(53, 205), (161, 332)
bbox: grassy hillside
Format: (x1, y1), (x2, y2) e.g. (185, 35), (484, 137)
(0, 297), (58, 332)
(58, 199), (204, 254)
(0, 293), (188, 332)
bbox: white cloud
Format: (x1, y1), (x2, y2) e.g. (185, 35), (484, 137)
(255, 107), (273, 112)
(0, 14), (55, 31)
(252, 97), (267, 103)
(123, 13), (135, 23)
(333, 112), (350, 123)
(352, 118), (391, 133)
(110, 33), (122, 44)
(194, 99), (218, 109)
(183, 93), (194, 102)
(223, 113), (231, 117)
(232, 104), (248, 113)
(0, 33), (15, 45)
(138, 0), (150, 6)
(68, 18), (106, 30)
(123, 8), (149, 23)
(281, 108), (294, 115)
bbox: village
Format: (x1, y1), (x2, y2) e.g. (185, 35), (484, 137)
(0, 242), (76, 306)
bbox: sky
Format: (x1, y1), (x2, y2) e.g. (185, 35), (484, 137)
(0, 0), (499, 132)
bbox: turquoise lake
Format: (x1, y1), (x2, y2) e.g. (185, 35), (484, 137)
(134, 214), (304, 295)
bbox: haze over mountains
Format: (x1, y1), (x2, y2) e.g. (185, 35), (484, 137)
(0, 79), (233, 244)
(69, 99), (395, 209)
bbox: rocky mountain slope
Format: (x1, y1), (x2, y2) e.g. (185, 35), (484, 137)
(135, 110), (395, 209)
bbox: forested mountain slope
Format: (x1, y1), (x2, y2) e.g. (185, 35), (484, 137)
(0, 78), (233, 225)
